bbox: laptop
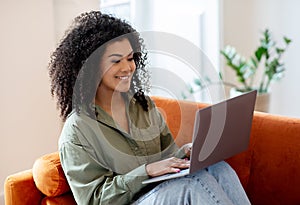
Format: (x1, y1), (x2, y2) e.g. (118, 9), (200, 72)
(142, 90), (257, 184)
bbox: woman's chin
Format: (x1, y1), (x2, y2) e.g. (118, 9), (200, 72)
(115, 86), (130, 93)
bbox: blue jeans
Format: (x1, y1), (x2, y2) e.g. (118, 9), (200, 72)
(132, 161), (251, 205)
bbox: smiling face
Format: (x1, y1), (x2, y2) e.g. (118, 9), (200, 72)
(98, 38), (136, 96)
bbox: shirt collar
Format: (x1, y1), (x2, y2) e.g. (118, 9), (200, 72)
(94, 92), (136, 131)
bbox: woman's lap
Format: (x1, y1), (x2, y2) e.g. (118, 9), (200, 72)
(132, 161), (250, 205)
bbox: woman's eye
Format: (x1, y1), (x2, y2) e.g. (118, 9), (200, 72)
(128, 57), (134, 61)
(112, 59), (121, 64)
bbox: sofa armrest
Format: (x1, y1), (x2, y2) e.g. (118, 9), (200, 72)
(5, 169), (43, 205)
(247, 112), (300, 205)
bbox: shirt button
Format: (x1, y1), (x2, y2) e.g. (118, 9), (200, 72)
(134, 147), (138, 150)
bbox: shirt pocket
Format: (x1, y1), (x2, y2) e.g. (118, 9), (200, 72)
(136, 125), (162, 156)
(136, 125), (160, 141)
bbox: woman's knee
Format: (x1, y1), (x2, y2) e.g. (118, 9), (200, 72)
(205, 161), (239, 183)
(207, 161), (235, 174)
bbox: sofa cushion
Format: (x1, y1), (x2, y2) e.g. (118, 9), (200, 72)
(32, 152), (70, 197)
(41, 192), (76, 205)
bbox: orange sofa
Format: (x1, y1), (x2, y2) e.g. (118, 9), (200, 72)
(4, 96), (300, 205)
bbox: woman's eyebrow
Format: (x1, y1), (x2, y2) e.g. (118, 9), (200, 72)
(108, 51), (134, 58)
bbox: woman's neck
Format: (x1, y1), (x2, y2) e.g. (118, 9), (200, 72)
(95, 90), (125, 114)
(95, 89), (129, 132)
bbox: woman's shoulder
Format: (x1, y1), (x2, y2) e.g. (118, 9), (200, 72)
(144, 95), (155, 105)
(64, 109), (95, 126)
(127, 92), (154, 110)
(59, 110), (98, 144)
(145, 95), (160, 111)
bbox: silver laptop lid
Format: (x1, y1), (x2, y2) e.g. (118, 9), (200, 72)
(190, 90), (257, 173)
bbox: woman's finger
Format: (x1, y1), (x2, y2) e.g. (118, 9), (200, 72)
(170, 161), (190, 168)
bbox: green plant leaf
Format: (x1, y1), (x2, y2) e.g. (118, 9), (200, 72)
(284, 37), (292, 45)
(276, 47), (285, 54)
(250, 57), (258, 68)
(181, 92), (187, 99)
(218, 72), (223, 80)
(220, 28), (292, 96)
(193, 78), (202, 87)
(255, 47), (266, 61)
(188, 84), (194, 94)
(204, 76), (211, 83)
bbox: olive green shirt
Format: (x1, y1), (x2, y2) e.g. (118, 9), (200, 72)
(59, 95), (185, 205)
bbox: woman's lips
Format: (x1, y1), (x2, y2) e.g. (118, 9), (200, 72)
(115, 75), (130, 80)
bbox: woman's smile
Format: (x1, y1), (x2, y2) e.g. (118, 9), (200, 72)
(115, 74), (131, 80)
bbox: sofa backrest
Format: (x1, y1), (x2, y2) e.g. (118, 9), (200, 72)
(245, 111), (300, 204)
(9, 96), (299, 205)
(153, 96), (300, 205)
(151, 96), (209, 147)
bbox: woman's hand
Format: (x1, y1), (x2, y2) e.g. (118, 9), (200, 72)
(182, 143), (192, 158)
(145, 157), (190, 177)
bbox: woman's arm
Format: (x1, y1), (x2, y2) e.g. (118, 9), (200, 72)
(60, 141), (149, 205)
(153, 100), (189, 159)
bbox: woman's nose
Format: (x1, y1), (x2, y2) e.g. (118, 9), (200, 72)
(120, 60), (134, 72)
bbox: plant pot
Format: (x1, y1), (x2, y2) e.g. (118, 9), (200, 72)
(230, 88), (270, 112)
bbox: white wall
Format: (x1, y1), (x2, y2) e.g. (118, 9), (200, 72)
(0, 1), (99, 204)
(221, 0), (300, 118)
(0, 1), (59, 204)
(53, 0), (100, 42)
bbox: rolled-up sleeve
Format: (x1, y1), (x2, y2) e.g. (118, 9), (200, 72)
(153, 103), (186, 159)
(60, 140), (149, 205)
(159, 123), (186, 159)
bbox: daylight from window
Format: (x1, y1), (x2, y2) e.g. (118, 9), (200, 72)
(100, 0), (221, 103)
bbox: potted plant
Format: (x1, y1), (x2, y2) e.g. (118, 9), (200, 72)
(182, 29), (291, 112)
(220, 28), (291, 112)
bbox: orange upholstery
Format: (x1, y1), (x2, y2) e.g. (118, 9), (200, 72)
(4, 170), (44, 205)
(32, 152), (70, 197)
(245, 112), (300, 204)
(40, 193), (76, 205)
(4, 96), (300, 205)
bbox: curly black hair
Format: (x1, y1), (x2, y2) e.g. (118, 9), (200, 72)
(48, 11), (150, 121)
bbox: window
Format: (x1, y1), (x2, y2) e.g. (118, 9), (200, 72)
(100, 0), (222, 103)
(100, 0), (131, 21)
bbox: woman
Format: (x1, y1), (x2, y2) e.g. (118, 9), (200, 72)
(49, 11), (250, 205)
